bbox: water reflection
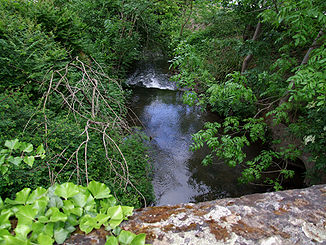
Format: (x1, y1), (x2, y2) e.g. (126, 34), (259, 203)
(129, 88), (264, 206)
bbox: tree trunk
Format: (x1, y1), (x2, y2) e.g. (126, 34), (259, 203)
(180, 0), (193, 37)
(282, 28), (325, 102)
(241, 22), (262, 74)
(300, 29), (325, 66)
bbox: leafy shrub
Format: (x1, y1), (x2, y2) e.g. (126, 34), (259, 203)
(0, 181), (146, 245)
(207, 72), (257, 117)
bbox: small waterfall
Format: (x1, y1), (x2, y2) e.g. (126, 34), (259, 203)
(126, 60), (177, 90)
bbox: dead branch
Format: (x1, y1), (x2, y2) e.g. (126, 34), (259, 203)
(22, 56), (148, 206)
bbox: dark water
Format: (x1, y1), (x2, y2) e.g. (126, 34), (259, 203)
(129, 88), (265, 205)
(126, 58), (269, 205)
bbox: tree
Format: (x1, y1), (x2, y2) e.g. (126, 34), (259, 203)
(170, 0), (326, 188)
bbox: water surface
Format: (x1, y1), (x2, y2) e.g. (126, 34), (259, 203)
(129, 87), (264, 206)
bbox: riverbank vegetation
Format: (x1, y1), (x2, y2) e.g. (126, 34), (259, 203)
(1, 0), (175, 243)
(0, 0), (172, 208)
(0, 0), (325, 243)
(169, 0), (325, 190)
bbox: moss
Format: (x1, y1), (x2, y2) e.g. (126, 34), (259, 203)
(162, 223), (198, 233)
(270, 225), (291, 239)
(231, 220), (268, 239)
(136, 205), (189, 223)
(206, 219), (230, 241)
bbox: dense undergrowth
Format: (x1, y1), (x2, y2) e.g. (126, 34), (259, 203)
(1, 0), (325, 243)
(169, 0), (326, 189)
(0, 0), (163, 209)
(0, 0), (197, 243)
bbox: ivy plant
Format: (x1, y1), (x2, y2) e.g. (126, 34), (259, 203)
(0, 181), (146, 245)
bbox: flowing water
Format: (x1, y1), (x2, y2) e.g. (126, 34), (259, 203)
(127, 58), (266, 206)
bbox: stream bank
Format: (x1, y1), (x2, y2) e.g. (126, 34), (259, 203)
(126, 58), (268, 206)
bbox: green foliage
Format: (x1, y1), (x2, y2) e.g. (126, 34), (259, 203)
(171, 0), (326, 187)
(191, 117), (266, 167)
(106, 230), (146, 245)
(169, 7), (243, 106)
(0, 139), (45, 178)
(207, 72), (257, 117)
(0, 0), (67, 92)
(0, 181), (145, 245)
(191, 116), (299, 189)
(241, 150), (296, 191)
(0, 0), (156, 207)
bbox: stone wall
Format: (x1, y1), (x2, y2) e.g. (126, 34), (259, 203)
(67, 185), (326, 245)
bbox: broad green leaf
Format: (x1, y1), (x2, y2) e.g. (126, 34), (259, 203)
(38, 233), (54, 245)
(49, 211), (67, 223)
(109, 218), (123, 229)
(1, 209), (13, 216)
(67, 214), (79, 226)
(45, 207), (68, 223)
(32, 198), (48, 216)
(27, 187), (47, 204)
(122, 206), (134, 218)
(118, 230), (136, 245)
(0, 165), (9, 175)
(131, 234), (146, 245)
(31, 222), (44, 239)
(71, 207), (83, 217)
(36, 144), (45, 155)
(48, 195), (64, 208)
(65, 223), (76, 233)
(45, 207), (59, 217)
(71, 192), (89, 208)
(0, 196), (3, 209)
(15, 224), (31, 239)
(0, 212), (11, 230)
(9, 156), (23, 166)
(16, 205), (38, 225)
(100, 196), (117, 213)
(112, 226), (122, 236)
(0, 154), (5, 165)
(62, 200), (74, 213)
(1, 235), (30, 245)
(84, 203), (97, 213)
(107, 206), (123, 220)
(105, 235), (119, 245)
(23, 156), (35, 167)
(20, 142), (33, 153)
(54, 220), (65, 230)
(31, 223), (54, 239)
(43, 223), (54, 237)
(5, 139), (20, 150)
(79, 214), (96, 234)
(95, 213), (110, 229)
(54, 228), (69, 244)
(55, 182), (79, 199)
(0, 229), (10, 237)
(38, 216), (49, 223)
(87, 181), (111, 199)
(0, 149), (9, 154)
(62, 200), (83, 216)
(5, 188), (31, 205)
(47, 185), (63, 208)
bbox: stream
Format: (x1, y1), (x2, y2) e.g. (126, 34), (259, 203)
(127, 58), (266, 206)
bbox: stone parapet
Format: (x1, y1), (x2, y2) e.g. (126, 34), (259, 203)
(66, 185), (326, 244)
